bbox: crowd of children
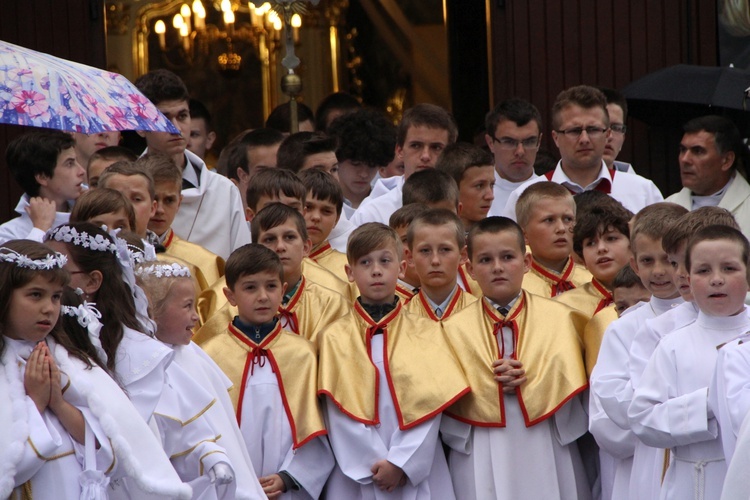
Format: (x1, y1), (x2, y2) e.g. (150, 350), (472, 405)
(4, 68), (750, 500)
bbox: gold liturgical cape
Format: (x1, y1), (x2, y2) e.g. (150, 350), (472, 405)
(523, 256), (592, 298)
(201, 321), (326, 448)
(442, 292), (588, 427)
(582, 304), (618, 377)
(405, 287), (477, 322)
(554, 278), (613, 320)
(194, 276), (351, 346)
(196, 257), (351, 324)
(161, 228), (224, 289)
(458, 263), (481, 297)
(395, 282), (417, 303)
(317, 300), (470, 429)
(309, 242), (348, 282)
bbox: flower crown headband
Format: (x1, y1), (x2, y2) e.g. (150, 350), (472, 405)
(135, 263), (191, 279)
(46, 225), (117, 254)
(0, 248), (67, 270)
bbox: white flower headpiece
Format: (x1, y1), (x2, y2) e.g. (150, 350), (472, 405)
(135, 263), (191, 279)
(61, 301), (107, 364)
(0, 248), (67, 270)
(46, 225), (117, 254)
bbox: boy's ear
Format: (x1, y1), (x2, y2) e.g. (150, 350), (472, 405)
(522, 250), (532, 274)
(302, 237), (312, 257)
(395, 143), (404, 161)
(404, 247), (413, 267)
(344, 264), (355, 283)
(459, 245), (468, 265)
(629, 255), (639, 274)
(206, 131), (217, 151)
(281, 281), (289, 296)
(245, 207), (255, 222)
(223, 286), (237, 307)
(177, 194), (184, 209)
(465, 259), (476, 280)
(149, 200), (157, 218)
(34, 172), (51, 187)
(456, 201), (463, 216)
(398, 258), (408, 280)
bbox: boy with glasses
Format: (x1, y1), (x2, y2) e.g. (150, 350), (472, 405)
(501, 86), (663, 220)
(485, 98), (542, 216)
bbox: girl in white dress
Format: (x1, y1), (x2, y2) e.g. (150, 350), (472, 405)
(0, 239), (188, 499)
(46, 222), (234, 499)
(136, 259), (266, 499)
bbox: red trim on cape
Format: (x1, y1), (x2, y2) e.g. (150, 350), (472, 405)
(228, 321), (324, 443)
(278, 276), (305, 334)
(308, 242), (332, 260)
(395, 283), (417, 302)
(458, 265), (476, 295)
(163, 228), (175, 249)
(415, 288), (462, 321)
(530, 257), (576, 297)
(592, 278), (614, 314)
(516, 381), (589, 427)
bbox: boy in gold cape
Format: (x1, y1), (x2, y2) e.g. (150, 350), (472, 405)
(440, 216), (591, 499)
(317, 223), (470, 498)
(200, 244), (333, 498)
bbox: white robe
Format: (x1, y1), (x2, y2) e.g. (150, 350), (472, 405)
(720, 410), (750, 500)
(172, 342), (266, 499)
(625, 301), (698, 500)
(487, 170), (537, 217)
(709, 330), (750, 463)
(350, 177), (405, 227)
(324, 333), (455, 499)
(590, 297), (683, 500)
(441, 321), (591, 500)
(239, 352), (334, 499)
(628, 311), (750, 500)
(169, 150), (251, 260)
(0, 336), (191, 500)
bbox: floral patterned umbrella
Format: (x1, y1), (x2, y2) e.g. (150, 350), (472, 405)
(0, 40), (179, 134)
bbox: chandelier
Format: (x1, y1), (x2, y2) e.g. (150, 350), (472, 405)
(152, 1), (303, 74)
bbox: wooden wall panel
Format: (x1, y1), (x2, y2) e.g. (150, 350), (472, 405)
(488, 0), (719, 197)
(0, 0), (106, 224)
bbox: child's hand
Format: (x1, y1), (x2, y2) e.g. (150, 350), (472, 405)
(25, 197), (57, 232)
(24, 342), (51, 413)
(259, 473), (285, 499)
(371, 459), (406, 492)
(46, 344), (65, 412)
(492, 358), (526, 393)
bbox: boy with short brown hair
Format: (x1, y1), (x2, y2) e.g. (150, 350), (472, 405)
(317, 222), (469, 497)
(441, 216), (590, 499)
(196, 204), (350, 346)
(201, 244), (334, 498)
(389, 203), (429, 301)
(404, 208), (477, 321)
(515, 181), (592, 297)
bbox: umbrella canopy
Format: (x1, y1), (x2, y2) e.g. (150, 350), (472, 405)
(622, 64), (750, 131)
(0, 40), (179, 134)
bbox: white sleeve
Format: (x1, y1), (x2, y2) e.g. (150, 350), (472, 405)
(628, 343), (717, 449)
(323, 399), (388, 484)
(385, 414), (442, 486)
(280, 435), (334, 499)
(710, 343), (750, 461)
(592, 323), (636, 431)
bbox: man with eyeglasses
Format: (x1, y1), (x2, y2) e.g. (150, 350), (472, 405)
(666, 115), (750, 236)
(485, 98), (542, 216)
(502, 85), (663, 220)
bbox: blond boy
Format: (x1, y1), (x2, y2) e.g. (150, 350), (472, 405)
(516, 182), (592, 297)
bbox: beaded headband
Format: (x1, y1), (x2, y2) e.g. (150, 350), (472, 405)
(46, 225), (117, 254)
(135, 263), (191, 279)
(0, 248), (67, 270)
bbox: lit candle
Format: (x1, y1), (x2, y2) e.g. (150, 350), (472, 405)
(224, 10), (235, 37)
(155, 20), (166, 50)
(180, 4), (191, 33)
(193, 1), (206, 30)
(180, 23), (190, 51)
(291, 13), (301, 44)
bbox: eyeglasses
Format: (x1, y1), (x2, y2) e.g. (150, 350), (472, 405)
(490, 135), (540, 150)
(555, 126), (609, 139)
(610, 124), (627, 134)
